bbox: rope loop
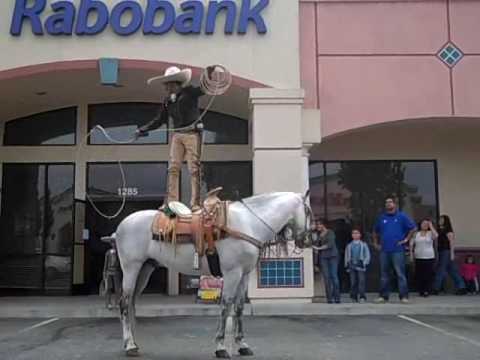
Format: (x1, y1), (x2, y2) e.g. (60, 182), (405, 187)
(200, 64), (232, 96)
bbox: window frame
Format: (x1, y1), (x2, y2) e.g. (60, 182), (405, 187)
(3, 107), (77, 146)
(309, 159), (440, 224)
(86, 161), (169, 202)
(87, 102), (249, 146)
(87, 102), (169, 146)
(0, 162), (76, 293)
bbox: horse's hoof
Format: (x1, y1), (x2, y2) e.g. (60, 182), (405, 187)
(215, 349), (231, 359)
(239, 348), (254, 356)
(126, 348), (140, 357)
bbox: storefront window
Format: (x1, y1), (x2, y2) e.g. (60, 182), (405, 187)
(179, 161), (252, 294)
(85, 162), (168, 295)
(309, 162), (326, 220)
(88, 103), (248, 145)
(180, 162), (252, 204)
(202, 111), (248, 144)
(88, 103), (168, 145)
(87, 162), (168, 201)
(3, 107), (76, 145)
(309, 161), (438, 292)
(0, 164), (75, 292)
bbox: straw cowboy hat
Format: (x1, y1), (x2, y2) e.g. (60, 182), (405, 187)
(147, 66), (192, 87)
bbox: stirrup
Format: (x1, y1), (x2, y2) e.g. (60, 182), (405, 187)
(193, 251), (200, 270)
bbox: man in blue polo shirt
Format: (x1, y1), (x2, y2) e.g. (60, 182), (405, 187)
(373, 197), (416, 303)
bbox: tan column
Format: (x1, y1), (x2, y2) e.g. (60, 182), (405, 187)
(247, 88), (319, 303)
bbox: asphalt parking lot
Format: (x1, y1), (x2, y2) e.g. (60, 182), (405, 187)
(1, 315), (479, 360)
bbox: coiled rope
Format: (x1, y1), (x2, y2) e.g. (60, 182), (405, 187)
(86, 65), (232, 220)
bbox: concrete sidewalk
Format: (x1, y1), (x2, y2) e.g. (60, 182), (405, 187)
(0, 294), (478, 318)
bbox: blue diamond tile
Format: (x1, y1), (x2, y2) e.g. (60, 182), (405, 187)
(437, 42), (464, 67)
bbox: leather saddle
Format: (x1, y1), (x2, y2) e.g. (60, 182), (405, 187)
(151, 187), (228, 256)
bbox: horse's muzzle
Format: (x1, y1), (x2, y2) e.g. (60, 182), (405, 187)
(295, 231), (312, 249)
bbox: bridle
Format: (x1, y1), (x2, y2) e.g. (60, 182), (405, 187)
(240, 199), (279, 248)
(239, 197), (313, 250)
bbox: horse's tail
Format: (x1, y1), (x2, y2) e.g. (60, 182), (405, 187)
(101, 233), (116, 243)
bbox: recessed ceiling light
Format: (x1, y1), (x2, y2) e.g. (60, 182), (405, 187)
(35, 91), (47, 96)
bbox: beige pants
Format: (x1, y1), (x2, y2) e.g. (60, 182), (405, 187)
(168, 132), (201, 208)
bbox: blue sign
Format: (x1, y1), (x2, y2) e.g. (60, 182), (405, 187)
(10, 0), (269, 36)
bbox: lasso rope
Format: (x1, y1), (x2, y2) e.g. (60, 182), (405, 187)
(84, 126), (129, 220)
(86, 65), (231, 220)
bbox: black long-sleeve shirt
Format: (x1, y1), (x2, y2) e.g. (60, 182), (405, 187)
(139, 85), (205, 133)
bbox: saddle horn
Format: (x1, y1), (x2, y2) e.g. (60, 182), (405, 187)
(206, 187), (223, 199)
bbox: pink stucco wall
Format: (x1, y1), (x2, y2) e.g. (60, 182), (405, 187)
(300, 0), (480, 138)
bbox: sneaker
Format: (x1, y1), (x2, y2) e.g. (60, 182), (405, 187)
(400, 298), (410, 304)
(335, 299), (341, 304)
(359, 298), (366, 304)
(456, 288), (467, 296)
(374, 297), (387, 304)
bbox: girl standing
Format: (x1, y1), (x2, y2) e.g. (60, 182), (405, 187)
(432, 215), (467, 295)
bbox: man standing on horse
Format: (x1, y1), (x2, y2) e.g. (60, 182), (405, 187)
(135, 66), (217, 212)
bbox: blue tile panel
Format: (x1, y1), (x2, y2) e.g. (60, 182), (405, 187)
(258, 259), (304, 288)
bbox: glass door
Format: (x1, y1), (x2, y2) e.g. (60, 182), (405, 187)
(0, 164), (75, 294)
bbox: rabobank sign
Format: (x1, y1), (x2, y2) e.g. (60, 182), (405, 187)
(10, 0), (269, 36)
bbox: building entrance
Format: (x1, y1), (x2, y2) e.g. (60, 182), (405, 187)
(81, 162), (169, 295)
(84, 200), (167, 295)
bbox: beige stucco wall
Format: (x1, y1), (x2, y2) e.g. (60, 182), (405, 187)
(311, 118), (480, 248)
(0, 0), (300, 89)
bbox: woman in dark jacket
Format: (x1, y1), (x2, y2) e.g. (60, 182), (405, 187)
(313, 219), (340, 303)
(432, 215), (467, 295)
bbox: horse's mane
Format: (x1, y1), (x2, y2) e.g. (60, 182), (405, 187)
(240, 192), (300, 208)
(235, 192), (303, 228)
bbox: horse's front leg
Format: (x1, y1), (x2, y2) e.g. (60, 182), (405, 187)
(234, 275), (254, 356)
(215, 299), (234, 358)
(215, 269), (242, 359)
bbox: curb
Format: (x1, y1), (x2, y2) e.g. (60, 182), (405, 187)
(1, 303), (479, 318)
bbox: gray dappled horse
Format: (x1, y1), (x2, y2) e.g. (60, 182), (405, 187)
(113, 192), (312, 358)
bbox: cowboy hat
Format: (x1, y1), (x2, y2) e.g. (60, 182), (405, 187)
(147, 66), (192, 87)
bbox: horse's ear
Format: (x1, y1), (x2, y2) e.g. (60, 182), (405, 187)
(303, 190), (311, 200)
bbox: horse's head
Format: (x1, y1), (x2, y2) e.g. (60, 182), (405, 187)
(289, 191), (313, 249)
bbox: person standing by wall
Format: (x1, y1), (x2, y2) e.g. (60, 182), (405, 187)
(373, 197), (416, 303)
(432, 215), (467, 295)
(102, 240), (122, 310)
(344, 228), (371, 303)
(313, 219), (341, 304)
(410, 219), (438, 297)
